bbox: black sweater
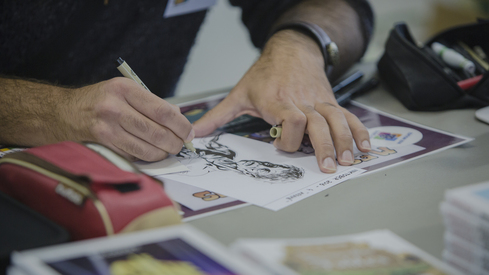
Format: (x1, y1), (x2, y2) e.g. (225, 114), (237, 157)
(0, 0), (373, 98)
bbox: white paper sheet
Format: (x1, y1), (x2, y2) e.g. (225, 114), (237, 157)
(134, 155), (188, 176)
(161, 133), (364, 210)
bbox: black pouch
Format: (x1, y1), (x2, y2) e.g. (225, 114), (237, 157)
(377, 21), (489, 111)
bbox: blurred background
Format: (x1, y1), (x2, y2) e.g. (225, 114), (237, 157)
(175, 0), (488, 97)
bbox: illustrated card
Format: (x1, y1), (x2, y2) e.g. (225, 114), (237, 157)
(11, 225), (261, 275)
(231, 230), (462, 275)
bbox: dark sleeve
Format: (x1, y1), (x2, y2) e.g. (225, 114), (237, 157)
(228, 0), (303, 48)
(229, 0), (374, 55)
(343, 0), (375, 56)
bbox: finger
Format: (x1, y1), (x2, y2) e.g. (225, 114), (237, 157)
(316, 102), (354, 166)
(303, 110), (337, 173)
(193, 93), (244, 137)
(97, 141), (137, 162)
(113, 131), (170, 162)
(118, 79), (194, 142)
(341, 108), (371, 152)
(118, 108), (184, 155)
(92, 120), (170, 162)
(273, 104), (307, 152)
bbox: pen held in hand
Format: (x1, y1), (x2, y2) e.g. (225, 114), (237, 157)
(116, 57), (151, 92)
(116, 57), (196, 152)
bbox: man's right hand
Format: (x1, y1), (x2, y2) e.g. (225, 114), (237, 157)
(0, 77), (194, 161)
(68, 77), (194, 161)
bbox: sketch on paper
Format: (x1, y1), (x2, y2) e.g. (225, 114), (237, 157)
(177, 134), (305, 183)
(161, 132), (363, 208)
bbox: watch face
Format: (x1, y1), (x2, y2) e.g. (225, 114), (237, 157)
(327, 42), (340, 66)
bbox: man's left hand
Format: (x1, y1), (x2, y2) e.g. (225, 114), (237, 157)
(193, 29), (371, 173)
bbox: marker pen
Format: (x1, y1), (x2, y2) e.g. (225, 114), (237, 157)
(116, 57), (151, 91)
(116, 57), (196, 152)
(332, 70), (364, 93)
(423, 47), (461, 81)
(336, 77), (379, 106)
(431, 42), (476, 76)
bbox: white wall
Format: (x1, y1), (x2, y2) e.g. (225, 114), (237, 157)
(174, 0), (259, 97)
(175, 0), (473, 97)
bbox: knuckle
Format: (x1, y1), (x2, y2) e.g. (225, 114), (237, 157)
(300, 104), (316, 115)
(149, 129), (183, 155)
(126, 142), (145, 159)
(286, 113), (307, 127)
(337, 131), (353, 141)
(132, 117), (150, 134)
(140, 150), (161, 162)
(132, 144), (164, 162)
(318, 102), (342, 114)
(149, 128), (168, 145)
(91, 122), (112, 141)
(106, 77), (131, 95)
(329, 107), (344, 117)
(154, 103), (176, 123)
(168, 140), (184, 155)
(95, 100), (121, 120)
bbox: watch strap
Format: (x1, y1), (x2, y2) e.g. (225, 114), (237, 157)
(268, 21), (339, 75)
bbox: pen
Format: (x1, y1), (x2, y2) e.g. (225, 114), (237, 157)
(336, 77), (380, 106)
(269, 125), (282, 138)
(116, 57), (196, 152)
(269, 77), (380, 139)
(332, 70), (364, 93)
(431, 42), (476, 76)
(458, 41), (489, 71)
(116, 57), (151, 91)
(474, 46), (488, 61)
(423, 47), (461, 81)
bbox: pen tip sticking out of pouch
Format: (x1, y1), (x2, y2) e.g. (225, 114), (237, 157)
(431, 42), (476, 76)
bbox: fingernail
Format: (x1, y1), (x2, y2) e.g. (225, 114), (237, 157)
(361, 140), (371, 150)
(322, 157), (336, 173)
(341, 150), (354, 164)
(185, 129), (195, 142)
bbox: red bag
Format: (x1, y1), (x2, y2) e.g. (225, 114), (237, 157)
(0, 141), (181, 241)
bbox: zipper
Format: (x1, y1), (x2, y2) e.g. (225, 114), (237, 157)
(0, 156), (115, 236)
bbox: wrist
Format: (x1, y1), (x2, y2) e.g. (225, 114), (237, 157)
(267, 21), (339, 75)
(59, 85), (98, 143)
(263, 29), (325, 70)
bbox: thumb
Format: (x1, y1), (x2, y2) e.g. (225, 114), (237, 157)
(193, 95), (243, 137)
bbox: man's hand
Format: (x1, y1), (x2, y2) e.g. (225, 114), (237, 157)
(0, 77), (194, 161)
(66, 77), (195, 161)
(193, 30), (370, 173)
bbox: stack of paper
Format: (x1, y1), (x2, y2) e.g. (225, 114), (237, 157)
(440, 181), (489, 275)
(231, 230), (461, 275)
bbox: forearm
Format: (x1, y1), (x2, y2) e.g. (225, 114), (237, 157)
(0, 77), (76, 146)
(268, 0), (367, 80)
